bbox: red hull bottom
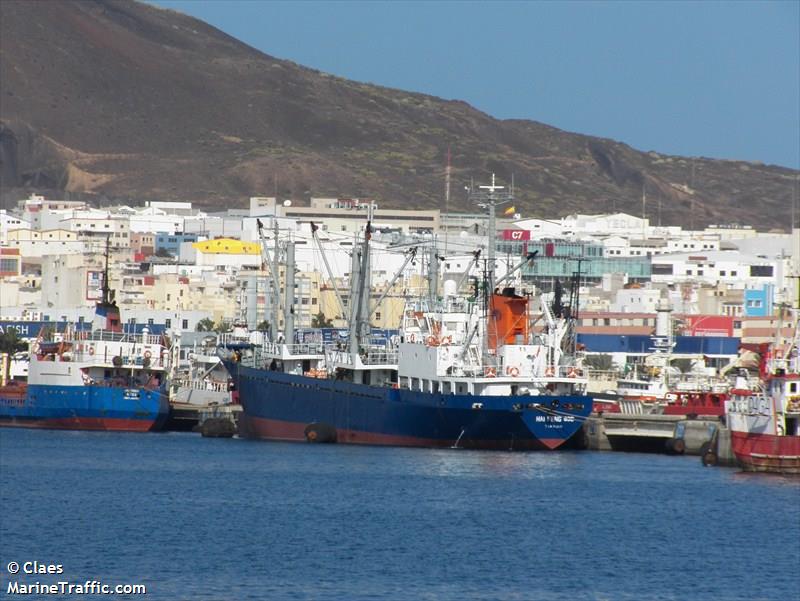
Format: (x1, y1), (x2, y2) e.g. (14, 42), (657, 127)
(0, 417), (157, 433)
(239, 415), (561, 450)
(730, 431), (800, 474)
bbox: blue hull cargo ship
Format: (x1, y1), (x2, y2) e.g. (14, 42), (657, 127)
(224, 176), (591, 450)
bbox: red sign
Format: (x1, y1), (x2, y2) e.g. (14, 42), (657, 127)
(685, 315), (734, 337)
(501, 230), (530, 241)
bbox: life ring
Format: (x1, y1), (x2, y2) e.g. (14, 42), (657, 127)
(442, 335), (453, 345)
(144, 350), (152, 359)
(426, 336), (439, 346)
(545, 366), (555, 377)
(408, 333), (416, 343)
(567, 368), (577, 378)
(485, 367), (497, 378)
(507, 366), (520, 377)
(88, 346), (95, 355)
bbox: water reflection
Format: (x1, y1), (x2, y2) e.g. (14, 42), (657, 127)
(408, 447), (582, 479)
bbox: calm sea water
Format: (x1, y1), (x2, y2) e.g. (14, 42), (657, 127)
(1, 429), (798, 601)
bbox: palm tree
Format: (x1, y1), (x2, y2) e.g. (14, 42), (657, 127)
(0, 329), (26, 355)
(0, 329), (27, 382)
(311, 312), (334, 328)
(195, 318), (215, 332)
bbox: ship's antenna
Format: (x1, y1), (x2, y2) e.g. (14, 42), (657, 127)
(470, 174), (512, 366)
(101, 234), (111, 306)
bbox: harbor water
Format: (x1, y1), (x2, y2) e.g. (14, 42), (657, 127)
(1, 429), (798, 600)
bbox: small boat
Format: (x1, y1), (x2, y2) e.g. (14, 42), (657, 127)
(725, 313), (800, 474)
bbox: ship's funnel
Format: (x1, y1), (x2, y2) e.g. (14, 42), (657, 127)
(488, 291), (529, 350)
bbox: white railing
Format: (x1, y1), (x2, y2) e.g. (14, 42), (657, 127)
(172, 378), (229, 393)
(72, 331), (163, 346)
(262, 341), (324, 356)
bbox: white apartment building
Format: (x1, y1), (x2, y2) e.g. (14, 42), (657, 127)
(609, 287), (663, 313)
(0, 210), (31, 244)
(123, 205), (187, 234)
(650, 251), (780, 290)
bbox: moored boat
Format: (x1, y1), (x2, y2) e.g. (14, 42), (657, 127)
(0, 239), (169, 432)
(226, 176), (592, 450)
(725, 309), (800, 474)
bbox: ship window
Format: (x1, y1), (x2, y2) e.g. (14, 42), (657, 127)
(790, 383), (798, 393)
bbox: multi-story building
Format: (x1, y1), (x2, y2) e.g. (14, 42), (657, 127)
(497, 235), (651, 287)
(4, 229), (86, 258)
(190, 238), (262, 270)
(130, 232), (156, 258)
(279, 198), (440, 235)
(650, 251), (780, 290)
(155, 232), (198, 257)
(0, 210), (30, 244)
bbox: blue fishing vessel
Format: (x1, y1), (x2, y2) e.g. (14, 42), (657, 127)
(224, 176), (591, 449)
(0, 240), (169, 432)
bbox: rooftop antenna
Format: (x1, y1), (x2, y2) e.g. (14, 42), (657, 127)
(444, 146), (451, 255)
(641, 182), (647, 240)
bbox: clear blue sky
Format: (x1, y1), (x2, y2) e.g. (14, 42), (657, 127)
(152, 0), (799, 169)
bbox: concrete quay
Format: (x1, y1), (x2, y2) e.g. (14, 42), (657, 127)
(582, 413), (737, 466)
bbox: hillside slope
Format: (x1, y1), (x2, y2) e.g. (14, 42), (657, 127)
(0, 0), (796, 228)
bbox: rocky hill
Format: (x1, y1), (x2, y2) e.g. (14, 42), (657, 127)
(1, 0), (796, 229)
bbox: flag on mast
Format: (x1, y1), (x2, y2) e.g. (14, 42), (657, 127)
(504, 206), (516, 216)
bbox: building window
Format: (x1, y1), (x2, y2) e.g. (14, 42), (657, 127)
(749, 265), (773, 277)
(182, 319), (189, 329)
(147, 318), (154, 325)
(165, 319), (171, 328)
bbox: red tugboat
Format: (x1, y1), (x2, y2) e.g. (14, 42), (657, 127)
(725, 310), (800, 474)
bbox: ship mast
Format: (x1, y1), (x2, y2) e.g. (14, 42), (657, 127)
(101, 234), (113, 307)
(348, 202), (375, 361)
(470, 174), (512, 364)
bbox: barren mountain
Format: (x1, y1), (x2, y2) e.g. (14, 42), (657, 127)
(1, 0), (796, 229)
